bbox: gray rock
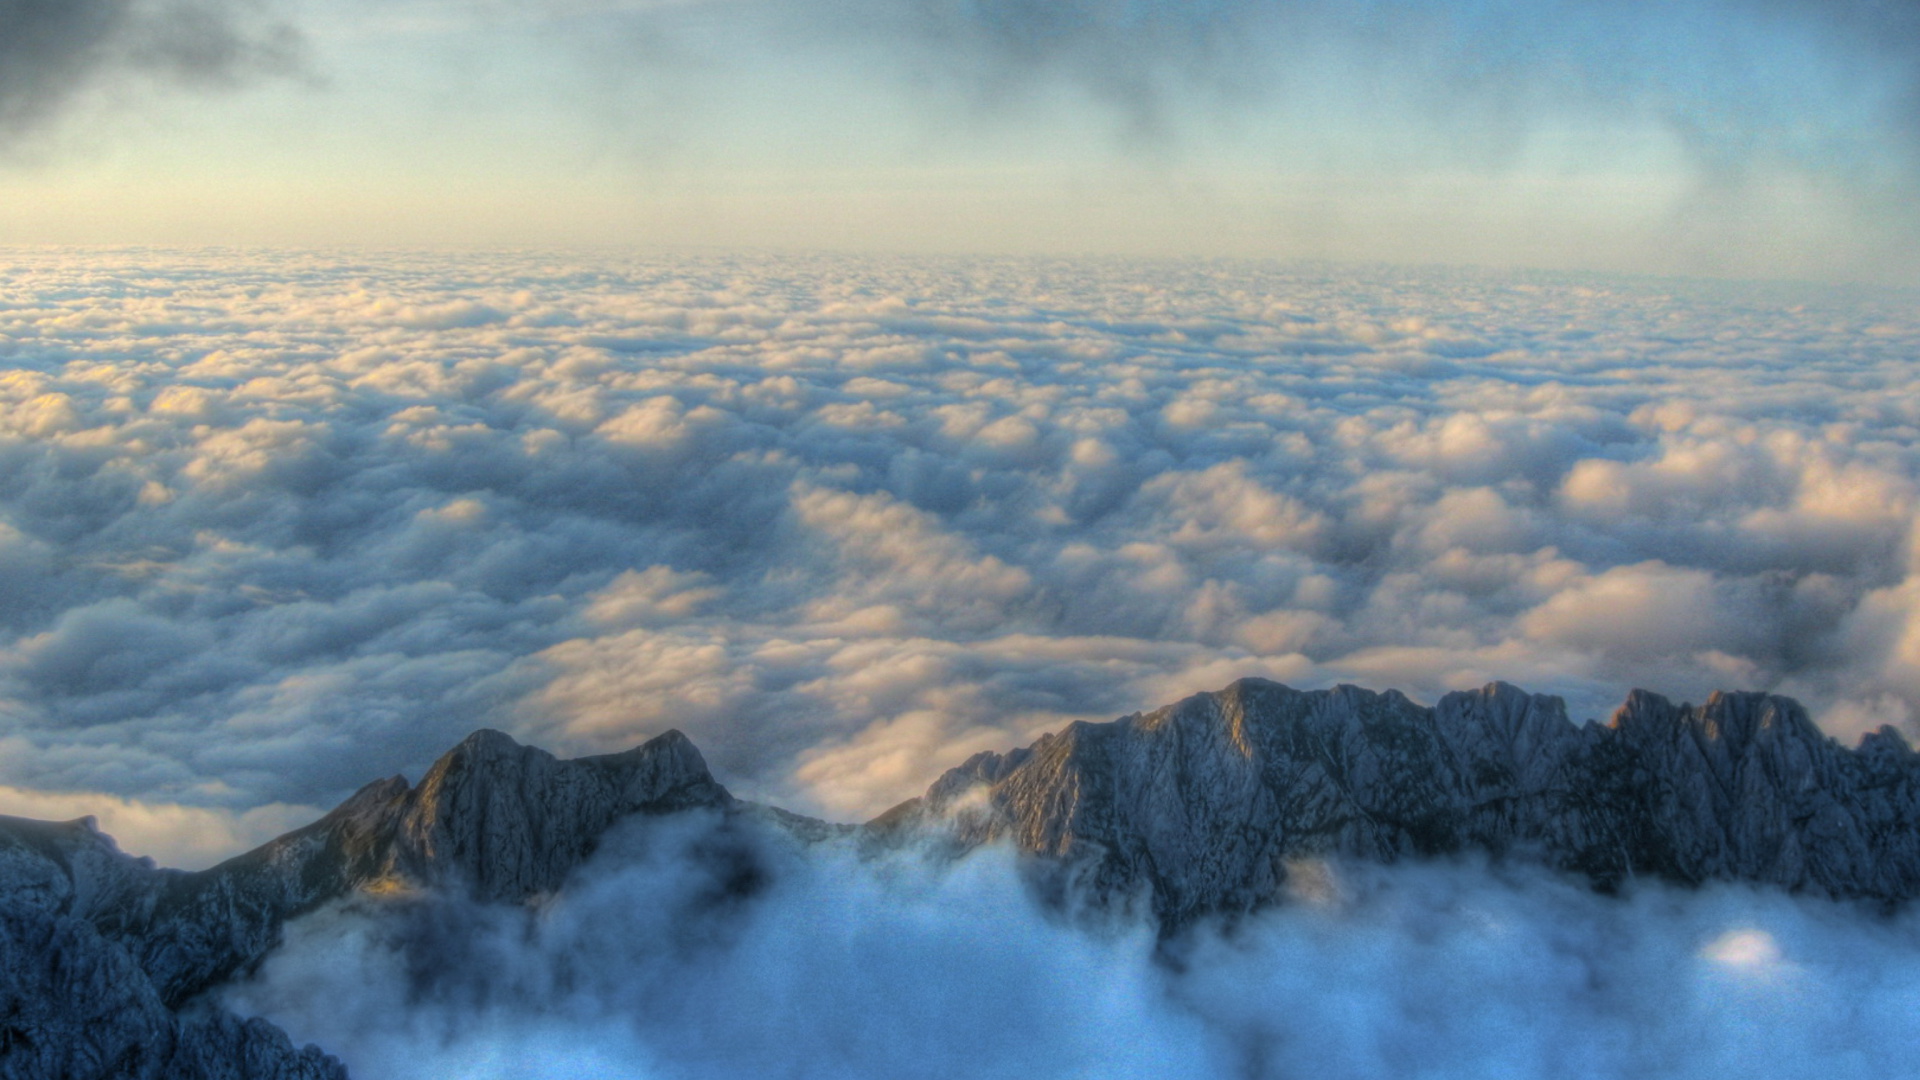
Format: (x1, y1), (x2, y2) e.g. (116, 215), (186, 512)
(0, 902), (344, 1080)
(388, 728), (731, 902)
(9, 679), (1920, 1077)
(0, 727), (731, 1079)
(129, 727), (729, 1004)
(879, 680), (1920, 926)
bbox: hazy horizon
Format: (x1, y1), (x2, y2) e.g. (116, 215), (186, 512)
(5, 1), (1920, 284)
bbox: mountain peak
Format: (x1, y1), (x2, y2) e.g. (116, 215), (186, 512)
(395, 727), (730, 902)
(454, 726), (523, 749)
(891, 679), (1920, 926)
(0, 726), (738, 1020)
(8, 683), (1920, 1078)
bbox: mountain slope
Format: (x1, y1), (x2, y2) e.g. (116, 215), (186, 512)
(0, 728), (731, 1080)
(879, 680), (1920, 926)
(8, 679), (1920, 1078)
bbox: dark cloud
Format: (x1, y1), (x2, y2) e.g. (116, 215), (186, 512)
(0, 0), (300, 141)
(869, 0), (1266, 133)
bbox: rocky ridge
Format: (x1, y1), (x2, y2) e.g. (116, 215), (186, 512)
(5, 680), (1920, 1078)
(883, 680), (1920, 926)
(0, 728), (729, 1080)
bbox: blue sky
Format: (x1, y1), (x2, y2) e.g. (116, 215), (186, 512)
(3, 0), (1918, 281)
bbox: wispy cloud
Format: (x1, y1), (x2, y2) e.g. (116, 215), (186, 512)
(0, 0), (302, 145)
(551, 0), (1920, 169)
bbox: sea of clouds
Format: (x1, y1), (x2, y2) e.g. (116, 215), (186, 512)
(2, 248), (1919, 865)
(224, 810), (1920, 1080)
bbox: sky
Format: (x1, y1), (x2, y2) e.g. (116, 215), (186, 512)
(3, 0), (1920, 281)
(11, 10), (1920, 1075)
(3, 3), (1920, 872)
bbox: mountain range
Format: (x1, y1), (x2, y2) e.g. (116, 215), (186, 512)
(4, 679), (1917, 1078)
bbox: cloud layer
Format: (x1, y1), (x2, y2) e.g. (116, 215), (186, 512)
(1, 250), (1919, 863)
(225, 810), (1920, 1080)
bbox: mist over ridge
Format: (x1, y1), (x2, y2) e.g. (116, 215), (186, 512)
(206, 685), (1920, 1079)
(13, 679), (1920, 1080)
(230, 815), (1920, 1080)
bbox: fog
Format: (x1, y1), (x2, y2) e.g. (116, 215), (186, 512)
(227, 810), (1920, 1080)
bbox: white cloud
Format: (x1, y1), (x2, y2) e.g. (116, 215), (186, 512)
(3, 249), (1920, 857)
(1520, 561), (1747, 662)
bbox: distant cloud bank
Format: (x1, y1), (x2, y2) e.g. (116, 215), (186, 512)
(1, 249), (1918, 864)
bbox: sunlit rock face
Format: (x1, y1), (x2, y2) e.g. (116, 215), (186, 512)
(887, 680), (1920, 926)
(386, 728), (731, 902)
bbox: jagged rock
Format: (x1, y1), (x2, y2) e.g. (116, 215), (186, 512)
(881, 680), (1920, 926)
(0, 902), (344, 1080)
(390, 728), (730, 901)
(8, 679), (1920, 1078)
(0, 815), (161, 930)
(120, 727), (729, 1005)
(0, 727), (732, 1080)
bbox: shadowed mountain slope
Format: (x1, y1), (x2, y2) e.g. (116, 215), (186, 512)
(7, 680), (1920, 1077)
(0, 729), (729, 1080)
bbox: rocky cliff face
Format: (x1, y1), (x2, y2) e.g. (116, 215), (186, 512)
(8, 680), (1920, 1078)
(0, 728), (730, 1080)
(880, 680), (1920, 926)
(0, 898), (344, 1080)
